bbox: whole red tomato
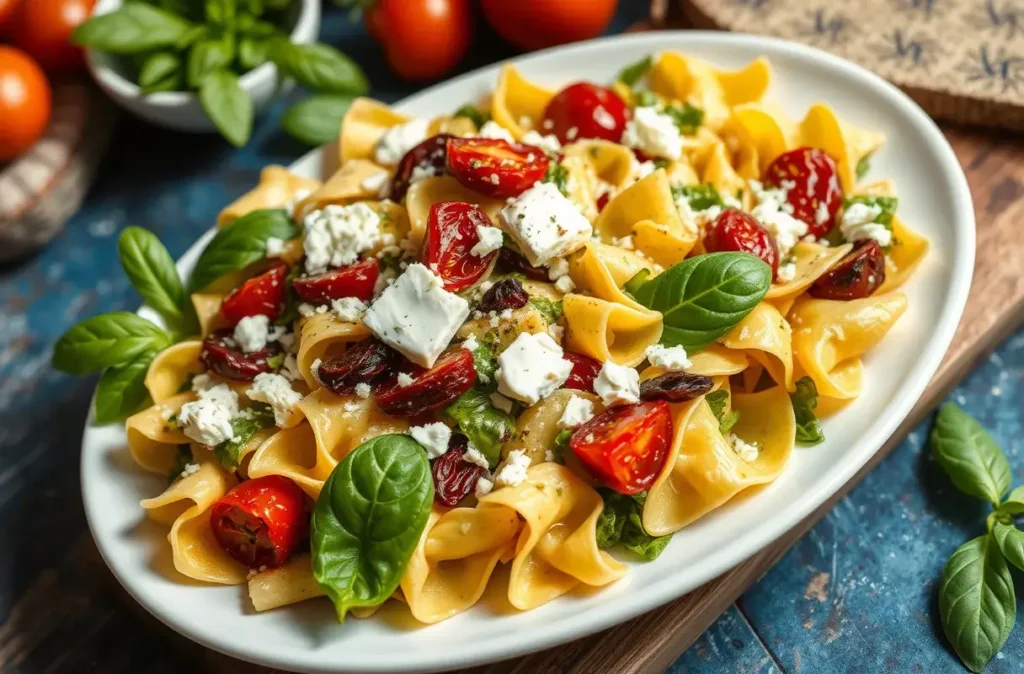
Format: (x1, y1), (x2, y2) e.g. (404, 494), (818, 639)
(481, 0), (618, 52)
(365, 0), (472, 81)
(0, 47), (52, 163)
(14, 0), (95, 73)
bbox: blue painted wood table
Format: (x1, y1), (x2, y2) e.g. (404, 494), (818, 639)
(2, 4), (1022, 673)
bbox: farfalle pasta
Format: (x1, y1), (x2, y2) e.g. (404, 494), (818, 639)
(54, 50), (928, 627)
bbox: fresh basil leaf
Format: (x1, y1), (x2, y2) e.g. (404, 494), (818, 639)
(445, 388), (514, 468)
(855, 153), (871, 180)
(992, 522), (1024, 573)
(52, 313), (171, 374)
(465, 341), (498, 392)
(280, 94), (354, 146)
(312, 434), (433, 622)
(529, 298), (563, 325)
(453, 104), (490, 128)
(843, 195), (898, 227)
(635, 90), (659, 108)
(175, 23), (209, 50)
(188, 36), (236, 89)
(996, 485), (1024, 517)
(168, 444), (193, 483)
(93, 349), (157, 424)
(791, 376), (824, 446)
(938, 534), (1015, 673)
(72, 4), (195, 54)
(269, 40), (368, 94)
(595, 489), (670, 560)
(199, 69), (253, 148)
(617, 54), (653, 87)
(237, 36), (271, 70)
(705, 389), (740, 434)
(205, 0), (237, 25)
(623, 269), (650, 298)
(543, 162), (570, 195)
(237, 12), (278, 36)
(634, 252), (771, 352)
(664, 103), (703, 135)
(214, 403), (275, 469)
(671, 184), (723, 211)
(188, 208), (297, 291)
(552, 428), (571, 464)
(138, 52), (183, 93)
(931, 403), (1011, 507)
(118, 226), (193, 332)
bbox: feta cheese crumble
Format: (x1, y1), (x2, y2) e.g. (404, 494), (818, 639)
(179, 462), (201, 478)
(354, 383), (371, 399)
(360, 170), (390, 198)
(461, 334), (480, 352)
(470, 225), (504, 257)
(246, 373), (302, 427)
(475, 475), (494, 498)
(463, 444), (491, 469)
(478, 121), (515, 143)
(594, 360), (640, 406)
(362, 263), (470, 367)
(547, 257), (570, 281)
(555, 275), (576, 293)
(494, 449), (532, 488)
(521, 130), (562, 154)
(500, 182), (593, 266)
(178, 383), (239, 447)
(495, 332), (573, 405)
(233, 314), (271, 353)
(265, 237), (286, 258)
(331, 297), (367, 323)
(409, 422), (452, 459)
(728, 434), (760, 462)
(621, 106), (683, 161)
(840, 202), (891, 247)
(397, 372), (414, 387)
(645, 344), (692, 371)
(489, 391), (514, 413)
(559, 394), (595, 428)
(777, 262), (797, 283)
(303, 203), (382, 274)
(373, 118), (429, 166)
(749, 179), (808, 259)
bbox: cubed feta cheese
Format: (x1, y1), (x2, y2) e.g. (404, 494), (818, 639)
(233, 314), (270, 353)
(645, 344), (692, 371)
(246, 373), (302, 427)
(547, 257), (570, 280)
(495, 332), (573, 405)
(373, 119), (429, 166)
(520, 130), (562, 154)
(500, 182), (593, 266)
(178, 384), (239, 447)
(479, 121), (515, 143)
(621, 106), (683, 161)
(331, 297), (367, 323)
(409, 422), (452, 459)
(840, 202), (892, 247)
(362, 263), (470, 367)
(470, 225), (504, 258)
(594, 360), (640, 406)
(303, 203), (382, 274)
(559, 394), (595, 428)
(494, 449), (531, 488)
(728, 434), (760, 462)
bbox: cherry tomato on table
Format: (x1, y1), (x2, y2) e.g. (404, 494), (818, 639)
(542, 82), (630, 145)
(364, 0), (472, 81)
(424, 201), (500, 292)
(445, 138), (550, 199)
(210, 475), (308, 569)
(809, 239), (887, 300)
(0, 0), (22, 35)
(0, 46), (52, 163)
(220, 261), (289, 326)
(13, 0), (95, 73)
(704, 209), (780, 280)
(570, 400), (672, 495)
(481, 0), (618, 52)
(764, 147), (843, 239)
(292, 258), (379, 304)
(200, 329), (282, 381)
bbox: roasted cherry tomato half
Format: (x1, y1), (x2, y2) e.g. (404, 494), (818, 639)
(209, 475), (308, 569)
(570, 400), (672, 495)
(424, 201), (499, 292)
(220, 261), (288, 326)
(809, 239), (887, 300)
(316, 339), (399, 395)
(391, 133), (452, 201)
(375, 347), (477, 416)
(562, 351), (603, 393)
(431, 435), (485, 507)
(704, 209), (779, 280)
(639, 372), (714, 402)
(764, 147), (843, 239)
(541, 82), (630, 144)
(292, 258), (379, 304)
(200, 329), (281, 381)
(445, 137), (549, 199)
(476, 277), (529, 314)
(497, 246), (549, 282)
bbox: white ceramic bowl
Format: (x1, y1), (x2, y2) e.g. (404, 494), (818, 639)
(84, 0), (320, 133)
(81, 32), (974, 674)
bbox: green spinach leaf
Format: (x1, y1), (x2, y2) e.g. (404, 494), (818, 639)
(664, 103), (703, 135)
(529, 298), (563, 325)
(552, 428), (571, 464)
(280, 94), (354, 146)
(312, 434), (433, 622)
(138, 52), (183, 93)
(445, 388), (515, 468)
(199, 69), (253, 147)
(188, 208), (297, 291)
(671, 183), (723, 211)
(938, 534), (1016, 673)
(634, 252), (771, 352)
(214, 404), (275, 468)
(617, 54), (653, 87)
(791, 376), (824, 445)
(595, 490), (671, 560)
(118, 226), (193, 332)
(705, 390), (740, 434)
(931, 403), (1011, 507)
(464, 340), (498, 391)
(992, 522), (1024, 573)
(453, 103), (490, 128)
(93, 349), (157, 424)
(269, 40), (368, 94)
(72, 4), (195, 54)
(52, 313), (172, 374)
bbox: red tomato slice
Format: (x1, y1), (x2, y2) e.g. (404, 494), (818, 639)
(200, 329), (282, 381)
(542, 82), (630, 144)
(391, 133), (452, 201)
(445, 137), (549, 199)
(292, 258), (379, 304)
(704, 209), (779, 279)
(764, 147), (843, 239)
(375, 347), (477, 416)
(570, 400), (672, 494)
(220, 261), (288, 326)
(562, 351), (602, 393)
(209, 475), (308, 569)
(424, 201), (499, 292)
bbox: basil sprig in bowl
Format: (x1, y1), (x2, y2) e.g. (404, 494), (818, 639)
(78, 0), (363, 147)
